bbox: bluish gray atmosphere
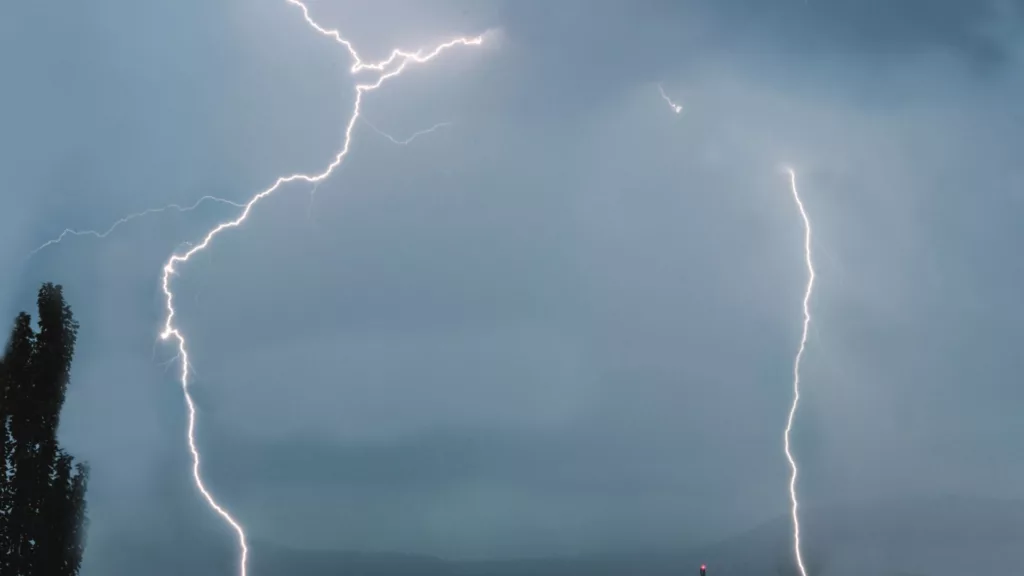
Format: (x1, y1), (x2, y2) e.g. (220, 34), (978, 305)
(2, 0), (1024, 574)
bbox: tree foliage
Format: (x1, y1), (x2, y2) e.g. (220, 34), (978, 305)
(0, 283), (90, 576)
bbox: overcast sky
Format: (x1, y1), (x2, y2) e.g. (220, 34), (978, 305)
(2, 0), (1024, 572)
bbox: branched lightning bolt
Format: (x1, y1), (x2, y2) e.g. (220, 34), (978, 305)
(27, 196), (245, 258)
(306, 119), (451, 219)
(783, 167), (814, 576)
(658, 83), (683, 115)
(362, 118), (453, 145)
(158, 3), (484, 576)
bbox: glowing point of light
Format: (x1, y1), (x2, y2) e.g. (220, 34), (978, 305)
(783, 166), (814, 576)
(27, 196), (246, 259)
(158, 3), (484, 576)
(658, 83), (683, 115)
(362, 118), (453, 146)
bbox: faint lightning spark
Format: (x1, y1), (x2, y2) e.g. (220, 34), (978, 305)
(783, 166), (814, 576)
(306, 120), (450, 221)
(306, 181), (323, 221)
(658, 83), (683, 115)
(362, 118), (453, 145)
(158, 353), (181, 374)
(27, 196), (245, 258)
(158, 3), (484, 576)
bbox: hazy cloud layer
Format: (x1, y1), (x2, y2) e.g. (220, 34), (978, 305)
(2, 0), (1023, 573)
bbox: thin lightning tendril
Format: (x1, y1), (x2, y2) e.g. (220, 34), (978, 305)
(783, 167), (814, 576)
(158, 3), (483, 576)
(27, 196), (245, 258)
(658, 83), (683, 115)
(362, 118), (453, 145)
(307, 119), (450, 219)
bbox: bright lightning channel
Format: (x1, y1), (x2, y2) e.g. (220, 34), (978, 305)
(158, 3), (484, 576)
(362, 118), (453, 145)
(26, 196), (245, 258)
(783, 166), (814, 576)
(658, 83), (683, 115)
(307, 119), (451, 217)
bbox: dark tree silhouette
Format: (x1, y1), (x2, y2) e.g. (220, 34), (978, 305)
(0, 283), (90, 576)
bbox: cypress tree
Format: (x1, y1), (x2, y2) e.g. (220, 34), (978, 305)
(0, 283), (90, 576)
(3, 312), (39, 572)
(0, 315), (33, 574)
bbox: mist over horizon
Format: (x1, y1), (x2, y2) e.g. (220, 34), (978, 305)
(2, 0), (1023, 574)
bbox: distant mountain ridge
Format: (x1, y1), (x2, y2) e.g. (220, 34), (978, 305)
(86, 496), (1024, 576)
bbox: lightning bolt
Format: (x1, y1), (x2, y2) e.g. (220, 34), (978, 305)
(26, 196), (245, 259)
(157, 3), (484, 576)
(362, 118), (453, 145)
(783, 167), (814, 576)
(306, 119), (451, 219)
(658, 83), (683, 115)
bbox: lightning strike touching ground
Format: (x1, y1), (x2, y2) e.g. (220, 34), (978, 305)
(362, 118), (453, 145)
(26, 195), (246, 259)
(783, 167), (814, 576)
(158, 3), (484, 576)
(658, 83), (683, 114)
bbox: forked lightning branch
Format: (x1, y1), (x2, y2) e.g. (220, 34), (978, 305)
(155, 3), (486, 575)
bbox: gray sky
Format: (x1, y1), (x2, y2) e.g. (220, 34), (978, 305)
(2, 0), (1024, 571)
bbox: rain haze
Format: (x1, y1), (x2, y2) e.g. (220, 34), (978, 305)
(2, 0), (1023, 574)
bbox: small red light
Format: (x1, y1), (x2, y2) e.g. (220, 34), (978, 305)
(701, 565), (706, 570)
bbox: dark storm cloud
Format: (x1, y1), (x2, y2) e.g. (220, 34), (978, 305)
(488, 0), (1022, 115)
(687, 0), (1016, 58)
